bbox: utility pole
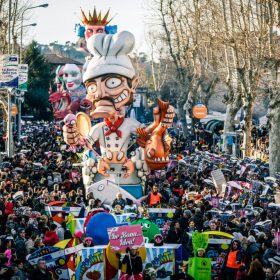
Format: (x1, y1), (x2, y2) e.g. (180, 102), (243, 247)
(7, 0), (13, 158)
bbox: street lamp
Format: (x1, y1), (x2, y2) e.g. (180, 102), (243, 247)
(18, 4), (48, 143)
(20, 3), (49, 62)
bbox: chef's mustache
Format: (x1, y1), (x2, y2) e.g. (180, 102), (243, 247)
(92, 96), (119, 111)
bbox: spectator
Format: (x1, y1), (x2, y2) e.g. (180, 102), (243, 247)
(224, 239), (243, 280)
(15, 229), (27, 262)
(29, 259), (51, 280)
(146, 184), (162, 207)
(247, 255), (265, 280)
(43, 224), (59, 246)
(112, 193), (126, 210)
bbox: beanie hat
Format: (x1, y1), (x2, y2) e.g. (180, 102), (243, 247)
(83, 31), (135, 82)
(247, 235), (256, 243)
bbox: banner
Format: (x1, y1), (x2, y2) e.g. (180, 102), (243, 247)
(65, 244), (84, 280)
(192, 232), (208, 253)
(144, 245), (175, 280)
(18, 64), (28, 91)
(75, 247), (105, 280)
(114, 213), (137, 224)
(27, 247), (68, 280)
(107, 225), (144, 251)
(211, 169), (226, 193)
(0, 54), (19, 88)
(187, 257), (211, 280)
(148, 208), (175, 229)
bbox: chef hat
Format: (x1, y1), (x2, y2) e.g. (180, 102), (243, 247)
(83, 31), (135, 82)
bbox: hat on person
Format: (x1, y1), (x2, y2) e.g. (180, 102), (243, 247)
(18, 228), (25, 234)
(268, 255), (280, 265)
(184, 209), (192, 216)
(83, 31), (136, 82)
(247, 235), (256, 243)
(197, 248), (205, 252)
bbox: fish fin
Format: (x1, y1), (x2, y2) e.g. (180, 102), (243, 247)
(162, 131), (172, 151)
(136, 127), (149, 148)
(157, 98), (169, 121)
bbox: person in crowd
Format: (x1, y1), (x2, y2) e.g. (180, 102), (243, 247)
(246, 254), (265, 280)
(166, 221), (182, 244)
(224, 239), (243, 280)
(29, 259), (51, 280)
(118, 248), (143, 280)
(43, 224), (59, 246)
(83, 236), (94, 247)
(146, 184), (163, 207)
(15, 229), (27, 262)
(112, 192), (126, 210)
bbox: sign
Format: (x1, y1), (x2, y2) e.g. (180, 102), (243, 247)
(133, 93), (141, 107)
(107, 225), (144, 251)
(27, 247), (68, 280)
(188, 257), (211, 280)
(75, 247), (105, 280)
(144, 244), (178, 280)
(193, 104), (208, 119)
(113, 213), (137, 224)
(148, 208), (175, 229)
(211, 169), (226, 193)
(18, 64), (28, 91)
(192, 232), (208, 253)
(0, 54), (19, 88)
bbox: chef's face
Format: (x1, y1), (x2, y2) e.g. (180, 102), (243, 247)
(86, 74), (138, 119)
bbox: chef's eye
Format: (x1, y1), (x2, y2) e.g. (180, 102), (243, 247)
(105, 77), (122, 89)
(87, 29), (93, 33)
(88, 83), (97, 93)
(97, 28), (103, 33)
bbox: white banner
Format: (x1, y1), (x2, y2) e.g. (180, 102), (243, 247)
(0, 54), (19, 88)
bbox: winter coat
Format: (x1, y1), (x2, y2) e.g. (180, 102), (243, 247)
(15, 236), (27, 261)
(43, 230), (59, 246)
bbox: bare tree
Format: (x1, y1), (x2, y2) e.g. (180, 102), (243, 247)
(146, 0), (220, 138)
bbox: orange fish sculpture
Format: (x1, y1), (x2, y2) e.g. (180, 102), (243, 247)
(137, 99), (172, 170)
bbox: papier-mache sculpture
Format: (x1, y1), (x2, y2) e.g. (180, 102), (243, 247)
(63, 30), (174, 194)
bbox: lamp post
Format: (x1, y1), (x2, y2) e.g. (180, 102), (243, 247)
(18, 4), (48, 143)
(20, 3), (48, 62)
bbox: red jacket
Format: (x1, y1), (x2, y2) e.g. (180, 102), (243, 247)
(4, 202), (14, 215)
(44, 230), (59, 246)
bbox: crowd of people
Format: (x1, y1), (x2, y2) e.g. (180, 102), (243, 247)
(0, 121), (278, 280)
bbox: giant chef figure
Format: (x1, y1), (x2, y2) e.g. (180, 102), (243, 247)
(63, 31), (174, 191)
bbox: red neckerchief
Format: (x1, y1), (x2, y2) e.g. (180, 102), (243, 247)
(104, 117), (124, 138)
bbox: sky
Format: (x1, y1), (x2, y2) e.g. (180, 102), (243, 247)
(24, 0), (148, 51)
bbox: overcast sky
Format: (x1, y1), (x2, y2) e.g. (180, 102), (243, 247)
(24, 0), (147, 51)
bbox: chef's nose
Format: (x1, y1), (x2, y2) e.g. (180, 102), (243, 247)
(93, 81), (107, 99)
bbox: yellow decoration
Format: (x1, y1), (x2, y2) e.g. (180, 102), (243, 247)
(167, 212), (173, 218)
(221, 244), (229, 250)
(202, 231), (233, 239)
